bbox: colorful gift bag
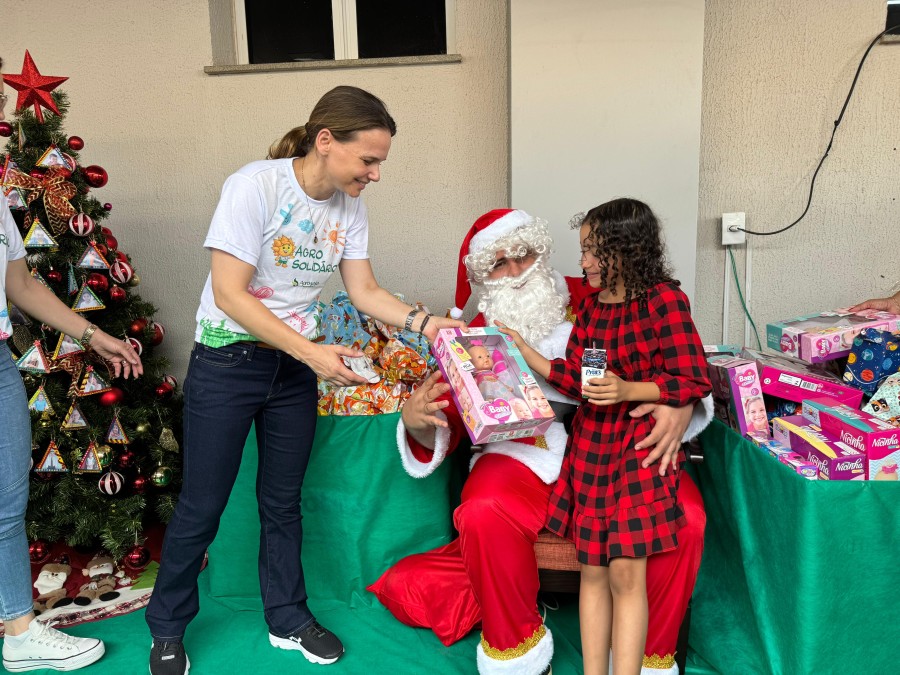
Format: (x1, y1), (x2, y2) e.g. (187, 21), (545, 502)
(862, 372), (900, 426)
(842, 328), (900, 393)
(322, 291), (372, 351)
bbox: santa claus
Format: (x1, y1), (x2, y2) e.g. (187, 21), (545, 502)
(368, 209), (712, 674)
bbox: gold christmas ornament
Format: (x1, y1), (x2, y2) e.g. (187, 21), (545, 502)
(159, 427), (179, 453)
(151, 465), (173, 487)
(136, 422), (151, 434)
(128, 273), (141, 287)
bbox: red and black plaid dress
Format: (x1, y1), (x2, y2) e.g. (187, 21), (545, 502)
(545, 281), (711, 566)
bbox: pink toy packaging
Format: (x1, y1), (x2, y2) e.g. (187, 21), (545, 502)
(801, 398), (900, 480)
(772, 415), (865, 480)
(707, 356), (769, 438)
(740, 348), (864, 408)
(431, 327), (554, 444)
(766, 308), (900, 364)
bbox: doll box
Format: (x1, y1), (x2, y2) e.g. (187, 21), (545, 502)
(772, 415), (865, 480)
(431, 327), (555, 445)
(801, 398), (900, 480)
(766, 309), (900, 364)
(707, 356), (769, 438)
(740, 348), (864, 408)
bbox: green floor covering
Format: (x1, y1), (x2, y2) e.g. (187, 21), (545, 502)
(9, 414), (716, 674)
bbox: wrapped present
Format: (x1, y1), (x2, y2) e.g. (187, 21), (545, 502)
(842, 328), (900, 394)
(767, 309), (900, 364)
(316, 293), (435, 415)
(322, 291), (372, 351)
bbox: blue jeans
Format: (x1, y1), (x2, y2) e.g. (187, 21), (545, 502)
(0, 342), (35, 622)
(145, 342), (319, 640)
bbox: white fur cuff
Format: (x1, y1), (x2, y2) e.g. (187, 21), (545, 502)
(476, 626), (553, 675)
(683, 395), (714, 443)
(396, 412), (451, 478)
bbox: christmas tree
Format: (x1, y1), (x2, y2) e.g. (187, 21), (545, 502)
(1, 52), (182, 560)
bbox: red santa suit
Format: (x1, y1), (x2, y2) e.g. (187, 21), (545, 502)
(369, 272), (712, 675)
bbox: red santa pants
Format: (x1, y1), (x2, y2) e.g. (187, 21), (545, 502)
(368, 453), (705, 665)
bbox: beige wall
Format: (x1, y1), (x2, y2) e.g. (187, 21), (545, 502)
(4, 0), (509, 378)
(696, 0), (900, 345)
(511, 0), (705, 299)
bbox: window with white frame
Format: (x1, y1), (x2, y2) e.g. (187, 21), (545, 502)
(233, 0), (456, 65)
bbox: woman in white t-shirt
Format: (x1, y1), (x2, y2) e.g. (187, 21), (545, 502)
(0, 96), (142, 670)
(145, 85), (463, 674)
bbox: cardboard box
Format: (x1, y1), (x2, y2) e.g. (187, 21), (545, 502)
(801, 398), (900, 480)
(772, 415), (866, 480)
(740, 348), (863, 408)
(766, 309), (900, 364)
(431, 327), (555, 444)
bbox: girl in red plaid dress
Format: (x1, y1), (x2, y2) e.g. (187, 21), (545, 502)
(499, 198), (710, 675)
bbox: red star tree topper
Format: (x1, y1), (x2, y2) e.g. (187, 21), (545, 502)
(3, 51), (68, 123)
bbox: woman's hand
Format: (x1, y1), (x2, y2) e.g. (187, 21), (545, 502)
(422, 315), (466, 342)
(849, 291), (900, 315)
(582, 371), (631, 405)
(304, 344), (368, 387)
(89, 331), (143, 379)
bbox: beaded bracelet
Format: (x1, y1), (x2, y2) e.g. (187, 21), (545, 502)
(418, 313), (433, 335)
(404, 308), (420, 332)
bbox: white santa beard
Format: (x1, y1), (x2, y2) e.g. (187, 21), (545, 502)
(478, 261), (567, 345)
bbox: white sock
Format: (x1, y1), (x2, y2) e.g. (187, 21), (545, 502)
(4, 630), (31, 648)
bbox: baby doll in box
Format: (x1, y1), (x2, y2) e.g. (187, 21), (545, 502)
(463, 340), (519, 402)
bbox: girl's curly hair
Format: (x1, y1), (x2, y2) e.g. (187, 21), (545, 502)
(580, 198), (675, 305)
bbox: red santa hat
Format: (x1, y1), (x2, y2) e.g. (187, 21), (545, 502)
(450, 209), (534, 319)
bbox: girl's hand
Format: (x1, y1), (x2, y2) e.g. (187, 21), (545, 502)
(583, 371), (631, 405)
(304, 344), (367, 386)
(90, 331), (143, 379)
(402, 370), (451, 432)
(493, 320), (526, 349)
(423, 315), (466, 342)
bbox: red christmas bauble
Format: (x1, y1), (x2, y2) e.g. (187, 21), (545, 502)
(30, 168), (44, 179)
(109, 285), (127, 303)
(82, 165), (108, 188)
(103, 203), (112, 211)
(126, 337), (143, 356)
(46, 269), (62, 283)
(0, 121), (12, 138)
(67, 135), (84, 151)
(68, 213), (95, 237)
(110, 260), (134, 284)
(100, 226), (112, 236)
(163, 374), (178, 389)
(94, 243), (108, 256)
(123, 544), (151, 571)
(29, 539), (51, 565)
(99, 387), (124, 407)
(155, 382), (174, 400)
(149, 322), (166, 347)
(128, 318), (148, 337)
(115, 251), (128, 262)
(86, 272), (109, 293)
(117, 450), (135, 468)
(105, 234), (118, 250)
(132, 475), (148, 494)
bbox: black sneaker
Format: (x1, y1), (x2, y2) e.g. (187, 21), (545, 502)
(149, 640), (189, 675)
(268, 620), (344, 665)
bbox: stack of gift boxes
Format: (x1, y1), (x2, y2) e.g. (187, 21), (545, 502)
(706, 308), (900, 481)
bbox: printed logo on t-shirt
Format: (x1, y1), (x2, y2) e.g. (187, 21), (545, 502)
(272, 235), (297, 267)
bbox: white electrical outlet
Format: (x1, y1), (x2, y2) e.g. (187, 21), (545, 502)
(722, 212), (746, 246)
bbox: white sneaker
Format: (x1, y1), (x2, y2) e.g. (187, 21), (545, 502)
(2, 618), (105, 672)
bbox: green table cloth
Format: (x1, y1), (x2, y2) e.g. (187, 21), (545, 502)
(690, 419), (899, 674)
